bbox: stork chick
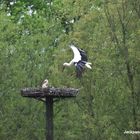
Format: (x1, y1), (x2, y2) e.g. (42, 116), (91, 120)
(42, 79), (49, 88)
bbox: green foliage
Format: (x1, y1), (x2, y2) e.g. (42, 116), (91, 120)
(0, 0), (139, 140)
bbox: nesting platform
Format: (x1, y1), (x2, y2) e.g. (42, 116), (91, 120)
(21, 87), (79, 98)
(21, 87), (79, 140)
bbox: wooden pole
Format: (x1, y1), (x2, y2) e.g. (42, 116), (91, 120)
(21, 87), (79, 140)
(46, 97), (53, 140)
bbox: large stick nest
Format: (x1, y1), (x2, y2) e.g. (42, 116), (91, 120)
(21, 87), (79, 98)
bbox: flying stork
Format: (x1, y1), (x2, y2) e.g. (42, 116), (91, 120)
(63, 44), (92, 78)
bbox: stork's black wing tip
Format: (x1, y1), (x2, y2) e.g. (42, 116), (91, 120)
(75, 61), (86, 78)
(78, 48), (88, 61)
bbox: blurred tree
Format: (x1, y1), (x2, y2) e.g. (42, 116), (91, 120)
(0, 0), (139, 140)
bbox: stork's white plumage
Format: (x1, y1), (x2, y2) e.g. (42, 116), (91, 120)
(42, 79), (49, 88)
(71, 45), (81, 62)
(63, 44), (92, 78)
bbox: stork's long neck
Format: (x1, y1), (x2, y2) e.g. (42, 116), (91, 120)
(64, 60), (74, 66)
(65, 63), (71, 66)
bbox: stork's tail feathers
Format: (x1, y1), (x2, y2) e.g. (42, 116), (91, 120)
(85, 62), (92, 69)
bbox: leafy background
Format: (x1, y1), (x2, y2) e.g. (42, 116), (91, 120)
(0, 0), (139, 140)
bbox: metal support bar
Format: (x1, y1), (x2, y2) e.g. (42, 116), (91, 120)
(46, 97), (53, 140)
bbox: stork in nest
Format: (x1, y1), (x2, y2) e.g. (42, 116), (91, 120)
(42, 79), (49, 89)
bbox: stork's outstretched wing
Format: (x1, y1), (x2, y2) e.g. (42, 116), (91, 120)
(78, 48), (88, 61)
(70, 45), (81, 62)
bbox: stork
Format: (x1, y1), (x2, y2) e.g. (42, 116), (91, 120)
(42, 79), (49, 88)
(63, 44), (92, 78)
